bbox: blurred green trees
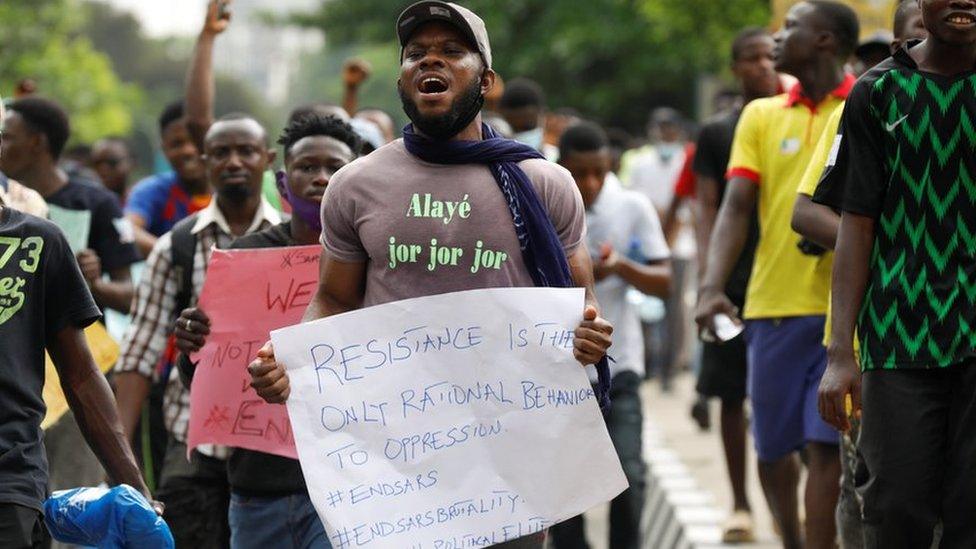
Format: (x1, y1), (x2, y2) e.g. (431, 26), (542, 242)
(0, 0), (140, 142)
(288, 0), (771, 130)
(0, 0), (266, 174)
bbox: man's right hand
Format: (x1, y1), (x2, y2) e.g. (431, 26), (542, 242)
(203, 0), (232, 36)
(694, 288), (740, 340)
(818, 348), (861, 432)
(248, 342), (291, 404)
(342, 58), (372, 88)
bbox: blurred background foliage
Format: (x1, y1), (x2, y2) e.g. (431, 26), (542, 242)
(289, 0), (771, 131)
(0, 0), (770, 173)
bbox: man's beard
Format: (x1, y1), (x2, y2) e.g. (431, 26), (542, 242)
(399, 77), (484, 141)
(217, 181), (255, 204)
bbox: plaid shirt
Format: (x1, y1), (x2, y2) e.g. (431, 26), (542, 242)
(117, 198), (281, 458)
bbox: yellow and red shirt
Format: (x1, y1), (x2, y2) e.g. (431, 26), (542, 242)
(727, 74), (854, 319)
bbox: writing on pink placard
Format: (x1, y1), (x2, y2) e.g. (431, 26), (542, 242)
(187, 245), (320, 459)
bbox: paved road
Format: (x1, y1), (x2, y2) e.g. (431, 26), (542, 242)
(569, 371), (785, 548)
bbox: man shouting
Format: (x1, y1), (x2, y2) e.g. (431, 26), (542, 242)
(249, 2), (614, 547)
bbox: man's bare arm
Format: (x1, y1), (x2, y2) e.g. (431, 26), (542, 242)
(567, 244), (613, 365)
(567, 244), (599, 309)
(112, 371), (151, 444)
(185, 0), (229, 151)
(301, 252), (367, 323)
(692, 174), (721, 280)
(50, 326), (150, 498)
(608, 257), (671, 298)
(694, 177), (757, 331)
(90, 267), (134, 314)
(126, 213), (158, 258)
(791, 193), (840, 250)
(818, 212), (874, 431)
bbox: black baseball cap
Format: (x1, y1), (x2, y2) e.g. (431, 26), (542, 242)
(396, 1), (492, 69)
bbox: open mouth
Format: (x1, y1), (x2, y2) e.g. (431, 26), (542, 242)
(418, 74), (449, 95)
(947, 12), (976, 26)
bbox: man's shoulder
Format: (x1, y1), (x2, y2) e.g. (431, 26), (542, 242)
(742, 93), (789, 117)
(2, 208), (62, 237)
(519, 157), (573, 182)
(63, 177), (120, 211)
(329, 140), (409, 188)
(702, 108), (740, 131)
(849, 58), (904, 105)
(230, 222), (292, 249)
(697, 110), (738, 147)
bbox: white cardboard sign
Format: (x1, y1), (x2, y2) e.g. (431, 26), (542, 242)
(271, 287), (627, 549)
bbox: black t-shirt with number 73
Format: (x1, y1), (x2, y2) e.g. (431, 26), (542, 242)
(0, 207), (100, 511)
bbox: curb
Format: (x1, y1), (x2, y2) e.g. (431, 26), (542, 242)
(641, 421), (727, 549)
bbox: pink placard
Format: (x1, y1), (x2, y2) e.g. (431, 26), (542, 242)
(187, 245), (320, 459)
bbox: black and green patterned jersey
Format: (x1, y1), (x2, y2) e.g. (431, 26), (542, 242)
(820, 43), (976, 371)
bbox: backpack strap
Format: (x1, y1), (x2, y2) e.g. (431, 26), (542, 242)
(169, 215), (198, 322)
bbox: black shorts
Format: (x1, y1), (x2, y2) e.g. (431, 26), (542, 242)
(0, 504), (47, 549)
(696, 333), (747, 402)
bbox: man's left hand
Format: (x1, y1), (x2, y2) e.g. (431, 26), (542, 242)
(76, 249), (102, 285)
(574, 305), (612, 365)
(174, 307), (211, 355)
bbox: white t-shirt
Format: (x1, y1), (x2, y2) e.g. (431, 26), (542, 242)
(585, 173), (670, 381)
(619, 143), (686, 213)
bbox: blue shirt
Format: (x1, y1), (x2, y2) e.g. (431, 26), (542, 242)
(125, 172), (210, 237)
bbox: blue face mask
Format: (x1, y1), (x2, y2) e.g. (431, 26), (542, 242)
(656, 142), (683, 163)
(513, 127), (544, 150)
(276, 170), (322, 233)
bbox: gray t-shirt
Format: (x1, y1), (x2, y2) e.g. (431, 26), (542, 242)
(321, 140), (586, 307)
(585, 174), (670, 380)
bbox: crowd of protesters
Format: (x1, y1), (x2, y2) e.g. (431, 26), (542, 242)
(1, 0), (974, 548)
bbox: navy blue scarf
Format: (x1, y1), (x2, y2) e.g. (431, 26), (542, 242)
(403, 122), (611, 410)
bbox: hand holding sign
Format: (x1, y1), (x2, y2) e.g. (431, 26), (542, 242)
(248, 342), (290, 404)
(187, 245), (321, 459)
(573, 305), (613, 365)
(174, 307), (211, 355)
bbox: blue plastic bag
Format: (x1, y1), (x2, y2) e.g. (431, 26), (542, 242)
(43, 484), (174, 549)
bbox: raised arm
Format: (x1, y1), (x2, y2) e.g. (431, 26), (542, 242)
(185, 0), (230, 151)
(341, 58), (372, 117)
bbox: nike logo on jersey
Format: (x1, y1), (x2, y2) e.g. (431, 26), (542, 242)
(886, 114), (910, 133)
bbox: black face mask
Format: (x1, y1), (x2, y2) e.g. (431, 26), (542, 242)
(399, 76), (484, 141)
